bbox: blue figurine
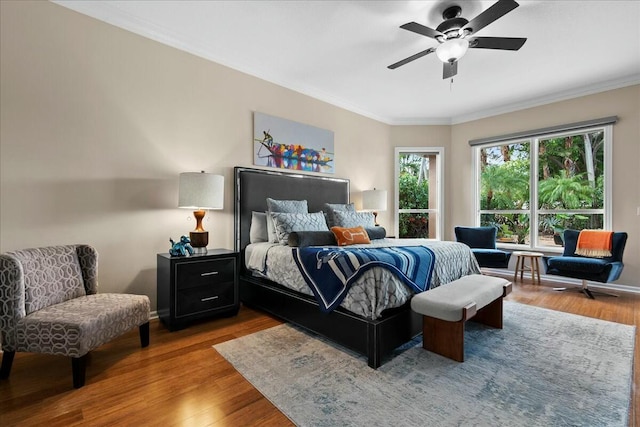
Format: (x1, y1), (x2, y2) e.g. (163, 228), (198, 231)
(169, 235), (194, 257)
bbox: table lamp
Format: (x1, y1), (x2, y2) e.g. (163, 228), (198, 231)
(178, 171), (224, 254)
(362, 188), (387, 226)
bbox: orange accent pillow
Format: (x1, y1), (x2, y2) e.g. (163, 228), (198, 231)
(331, 226), (371, 246)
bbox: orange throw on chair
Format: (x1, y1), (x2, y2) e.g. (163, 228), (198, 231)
(575, 230), (613, 258)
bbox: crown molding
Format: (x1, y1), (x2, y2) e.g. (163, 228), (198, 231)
(450, 74), (640, 125)
(51, 1), (640, 128)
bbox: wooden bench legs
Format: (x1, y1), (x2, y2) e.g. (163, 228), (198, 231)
(422, 295), (506, 362)
(472, 296), (504, 329)
(423, 314), (467, 362)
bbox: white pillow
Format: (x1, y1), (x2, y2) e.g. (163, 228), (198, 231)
(249, 211), (268, 243)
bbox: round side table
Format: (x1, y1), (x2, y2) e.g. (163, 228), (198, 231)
(512, 251), (544, 285)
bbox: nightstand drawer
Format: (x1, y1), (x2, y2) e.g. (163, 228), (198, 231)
(176, 281), (235, 317)
(175, 258), (235, 290)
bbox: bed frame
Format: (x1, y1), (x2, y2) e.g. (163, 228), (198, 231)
(234, 166), (422, 368)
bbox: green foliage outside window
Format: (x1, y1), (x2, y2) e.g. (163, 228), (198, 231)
(399, 173), (429, 209)
(399, 155), (429, 238)
(479, 131), (605, 246)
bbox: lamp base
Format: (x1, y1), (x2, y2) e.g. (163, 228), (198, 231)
(189, 231), (209, 254)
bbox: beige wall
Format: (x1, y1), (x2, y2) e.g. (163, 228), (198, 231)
(450, 85), (640, 287)
(389, 125), (451, 236)
(1, 0), (638, 310)
(0, 1), (391, 310)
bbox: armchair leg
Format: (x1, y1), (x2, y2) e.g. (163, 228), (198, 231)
(584, 288), (619, 298)
(71, 355), (87, 388)
(0, 351), (15, 379)
(553, 279), (618, 299)
(139, 322), (150, 348)
(582, 288), (595, 299)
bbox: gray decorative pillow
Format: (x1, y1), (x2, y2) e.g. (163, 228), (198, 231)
(266, 198), (308, 243)
(270, 211), (329, 245)
(333, 210), (375, 228)
(324, 203), (356, 228)
(249, 211), (269, 243)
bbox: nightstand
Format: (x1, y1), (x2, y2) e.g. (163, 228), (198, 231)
(157, 249), (239, 331)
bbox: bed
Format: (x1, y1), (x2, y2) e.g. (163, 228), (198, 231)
(234, 166), (480, 368)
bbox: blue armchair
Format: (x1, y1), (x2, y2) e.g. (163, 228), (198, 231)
(454, 226), (511, 269)
(542, 230), (627, 299)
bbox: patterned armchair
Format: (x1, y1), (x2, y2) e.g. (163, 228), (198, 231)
(0, 245), (150, 388)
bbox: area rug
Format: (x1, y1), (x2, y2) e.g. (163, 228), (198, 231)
(213, 301), (635, 426)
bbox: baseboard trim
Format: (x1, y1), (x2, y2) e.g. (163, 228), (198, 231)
(482, 268), (640, 296)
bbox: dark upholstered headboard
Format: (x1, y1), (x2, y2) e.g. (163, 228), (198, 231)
(234, 167), (350, 253)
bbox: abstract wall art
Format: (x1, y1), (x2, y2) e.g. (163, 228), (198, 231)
(253, 112), (334, 174)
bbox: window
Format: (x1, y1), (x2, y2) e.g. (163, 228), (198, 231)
(394, 147), (444, 240)
(477, 141), (531, 245)
(473, 124), (612, 251)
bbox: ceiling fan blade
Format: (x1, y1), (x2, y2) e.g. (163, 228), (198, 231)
(388, 47), (436, 69)
(470, 36), (527, 50)
(400, 22), (443, 39)
(463, 0), (519, 34)
(443, 61), (458, 79)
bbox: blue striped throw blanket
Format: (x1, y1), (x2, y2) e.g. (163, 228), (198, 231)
(292, 246), (435, 313)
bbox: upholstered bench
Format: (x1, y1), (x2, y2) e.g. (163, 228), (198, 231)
(411, 274), (511, 362)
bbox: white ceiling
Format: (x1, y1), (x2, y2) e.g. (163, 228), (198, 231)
(54, 1), (640, 125)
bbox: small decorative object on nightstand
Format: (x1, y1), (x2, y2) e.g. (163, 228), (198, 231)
(169, 236), (194, 257)
(157, 249), (239, 331)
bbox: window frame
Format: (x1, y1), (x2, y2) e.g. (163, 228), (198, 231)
(394, 147), (444, 240)
(472, 124), (612, 252)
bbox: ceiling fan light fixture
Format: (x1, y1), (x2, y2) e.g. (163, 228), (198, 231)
(389, 0), (526, 73)
(435, 38), (469, 63)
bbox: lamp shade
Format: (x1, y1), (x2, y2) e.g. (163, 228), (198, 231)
(178, 172), (224, 210)
(362, 189), (388, 212)
(436, 38), (469, 63)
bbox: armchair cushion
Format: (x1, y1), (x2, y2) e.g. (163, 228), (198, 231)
(473, 249), (511, 262)
(16, 293), (150, 357)
(546, 257), (609, 275)
(472, 249), (512, 269)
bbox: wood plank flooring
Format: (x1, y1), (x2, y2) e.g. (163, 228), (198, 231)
(1, 279), (638, 426)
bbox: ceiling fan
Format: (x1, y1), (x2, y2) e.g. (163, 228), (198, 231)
(388, 0), (527, 79)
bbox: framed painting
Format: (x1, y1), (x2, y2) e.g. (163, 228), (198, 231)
(253, 112), (334, 174)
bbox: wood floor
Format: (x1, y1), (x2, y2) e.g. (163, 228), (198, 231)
(1, 278), (638, 426)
